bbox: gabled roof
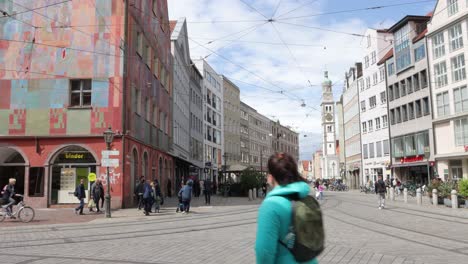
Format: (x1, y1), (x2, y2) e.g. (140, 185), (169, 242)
(377, 48), (394, 65)
(169, 20), (177, 34)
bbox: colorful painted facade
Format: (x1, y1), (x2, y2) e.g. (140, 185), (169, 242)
(0, 0), (173, 208)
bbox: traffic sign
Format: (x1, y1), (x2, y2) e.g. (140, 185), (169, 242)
(101, 158), (119, 167)
(102, 150), (119, 157)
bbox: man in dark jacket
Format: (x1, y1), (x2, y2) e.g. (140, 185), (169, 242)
(178, 180), (193, 213)
(142, 180), (153, 216)
(375, 175), (386, 209)
(134, 176), (145, 210)
(74, 179), (86, 215)
(1, 178), (17, 217)
(204, 179), (212, 205)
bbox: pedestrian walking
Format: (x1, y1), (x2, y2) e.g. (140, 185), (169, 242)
(256, 153), (320, 264)
(204, 179), (212, 205)
(375, 175), (386, 209)
(99, 180), (105, 209)
(142, 179), (153, 216)
(134, 176), (145, 210)
(261, 182), (267, 197)
(74, 179), (86, 215)
(91, 179), (104, 213)
(318, 183), (324, 201)
(178, 180), (193, 214)
(152, 179), (163, 213)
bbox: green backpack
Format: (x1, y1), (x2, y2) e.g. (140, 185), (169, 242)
(279, 195), (325, 262)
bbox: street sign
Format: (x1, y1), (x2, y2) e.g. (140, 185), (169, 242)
(102, 150), (119, 157)
(101, 158), (119, 167)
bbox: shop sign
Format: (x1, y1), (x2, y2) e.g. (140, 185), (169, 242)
(102, 150), (119, 157)
(400, 156), (423, 164)
(101, 158), (119, 167)
(65, 153), (84, 159)
(88, 172), (97, 182)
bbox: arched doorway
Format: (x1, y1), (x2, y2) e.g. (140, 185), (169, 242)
(0, 147), (27, 197)
(49, 145), (97, 205)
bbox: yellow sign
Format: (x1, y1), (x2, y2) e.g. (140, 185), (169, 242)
(88, 172), (97, 182)
(65, 153), (84, 159)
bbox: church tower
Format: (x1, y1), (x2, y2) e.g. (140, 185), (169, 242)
(321, 71), (339, 179)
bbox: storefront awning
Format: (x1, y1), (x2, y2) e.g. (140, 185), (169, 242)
(391, 161), (428, 168)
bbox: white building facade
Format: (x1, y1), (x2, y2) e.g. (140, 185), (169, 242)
(343, 64), (363, 189)
(196, 60), (224, 186)
(321, 72), (340, 179)
(170, 18), (191, 185)
(427, 0), (468, 180)
(359, 29), (393, 183)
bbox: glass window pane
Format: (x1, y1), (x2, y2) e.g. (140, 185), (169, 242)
(82, 92), (92, 106)
(71, 80), (81, 91)
(70, 93), (81, 106)
(82, 80), (92, 91)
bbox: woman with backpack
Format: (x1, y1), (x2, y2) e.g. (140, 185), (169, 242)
(256, 152), (321, 264)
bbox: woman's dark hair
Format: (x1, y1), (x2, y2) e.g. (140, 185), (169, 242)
(267, 152), (305, 185)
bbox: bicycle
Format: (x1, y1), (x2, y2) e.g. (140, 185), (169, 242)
(0, 195), (35, 223)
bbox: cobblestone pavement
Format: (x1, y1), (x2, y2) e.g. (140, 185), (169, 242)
(1, 191), (467, 264)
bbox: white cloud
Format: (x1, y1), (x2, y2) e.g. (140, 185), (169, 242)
(168, 0), (368, 159)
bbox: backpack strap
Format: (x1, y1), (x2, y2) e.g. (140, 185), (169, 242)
(278, 197), (297, 250)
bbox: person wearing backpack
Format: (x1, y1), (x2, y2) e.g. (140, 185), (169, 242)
(256, 152), (323, 264)
(74, 179), (86, 215)
(375, 175), (386, 209)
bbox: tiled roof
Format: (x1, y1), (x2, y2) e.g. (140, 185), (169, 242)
(377, 48), (393, 65)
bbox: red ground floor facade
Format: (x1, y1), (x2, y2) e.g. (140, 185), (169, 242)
(0, 136), (174, 209)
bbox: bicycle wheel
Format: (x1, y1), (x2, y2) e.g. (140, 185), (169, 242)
(18, 206), (35, 223)
(0, 209), (5, 222)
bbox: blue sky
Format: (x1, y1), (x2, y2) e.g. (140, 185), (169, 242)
(168, 0), (437, 160)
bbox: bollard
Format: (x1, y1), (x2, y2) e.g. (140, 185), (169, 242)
(451, 190), (458, 209)
(403, 188), (408, 203)
(248, 189), (253, 201)
(416, 188), (422, 205)
(390, 187), (395, 201)
(432, 189), (438, 207)
(253, 188), (257, 200)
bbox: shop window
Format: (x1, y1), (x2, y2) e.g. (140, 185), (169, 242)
(28, 167), (44, 197)
(70, 79), (92, 107)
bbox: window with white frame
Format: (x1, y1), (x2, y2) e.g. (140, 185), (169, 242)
(362, 122), (367, 133)
(434, 61), (448, 88)
(383, 139), (390, 156)
(449, 23), (463, 51)
(432, 32), (445, 59)
(388, 62), (395, 76)
(451, 54), (466, 82)
(361, 100), (366, 112)
(436, 91), (450, 117)
(380, 91), (386, 104)
(447, 0), (459, 16)
(70, 79), (92, 107)
(359, 79), (365, 91)
(371, 51), (376, 64)
(395, 24), (411, 72)
(454, 117), (468, 146)
(369, 143), (375, 158)
(365, 56), (369, 68)
(454, 86), (468, 113)
(375, 117), (381, 130)
(368, 120), (373, 132)
(373, 72), (378, 85)
(363, 144), (368, 159)
(376, 141), (382, 157)
(366, 77), (371, 89)
(379, 67), (385, 82)
(382, 115), (388, 127)
(369, 96), (377, 108)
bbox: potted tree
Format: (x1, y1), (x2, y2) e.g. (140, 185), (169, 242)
(458, 179), (468, 209)
(438, 181), (453, 207)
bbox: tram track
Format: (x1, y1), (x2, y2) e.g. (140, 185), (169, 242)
(325, 198), (468, 256)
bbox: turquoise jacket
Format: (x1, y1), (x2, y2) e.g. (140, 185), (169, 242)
(256, 181), (319, 264)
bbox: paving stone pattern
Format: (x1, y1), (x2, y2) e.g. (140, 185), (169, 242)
(1, 191), (467, 263)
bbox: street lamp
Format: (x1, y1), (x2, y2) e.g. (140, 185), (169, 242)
(103, 127), (115, 218)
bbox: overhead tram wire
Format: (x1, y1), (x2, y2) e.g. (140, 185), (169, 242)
(276, 0), (436, 21)
(239, 0), (270, 20)
(275, 0), (320, 19)
(0, 0), (72, 17)
(271, 0), (283, 19)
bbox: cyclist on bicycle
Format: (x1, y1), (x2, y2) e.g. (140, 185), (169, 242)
(1, 178), (18, 217)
